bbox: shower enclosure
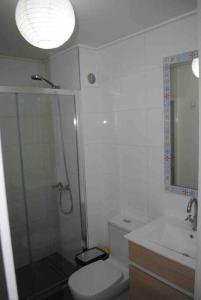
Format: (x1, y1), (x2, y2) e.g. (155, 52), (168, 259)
(0, 87), (86, 300)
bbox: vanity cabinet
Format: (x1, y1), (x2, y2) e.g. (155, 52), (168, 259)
(130, 266), (191, 300)
(128, 242), (195, 300)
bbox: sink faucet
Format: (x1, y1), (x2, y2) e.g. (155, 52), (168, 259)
(186, 198), (198, 231)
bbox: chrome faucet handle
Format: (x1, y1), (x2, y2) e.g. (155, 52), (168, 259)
(52, 182), (70, 192)
(52, 182), (64, 190)
(185, 215), (192, 222)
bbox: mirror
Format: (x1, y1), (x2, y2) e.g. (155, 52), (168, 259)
(163, 51), (199, 197)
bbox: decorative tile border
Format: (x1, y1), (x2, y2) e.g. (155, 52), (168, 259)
(163, 50), (198, 198)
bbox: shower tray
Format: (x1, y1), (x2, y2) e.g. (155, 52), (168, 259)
(16, 253), (78, 300)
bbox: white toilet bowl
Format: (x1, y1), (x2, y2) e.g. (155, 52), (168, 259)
(68, 214), (144, 300)
(68, 258), (128, 300)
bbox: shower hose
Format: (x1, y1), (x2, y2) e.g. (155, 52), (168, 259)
(59, 184), (73, 215)
(53, 99), (74, 215)
(53, 182), (73, 215)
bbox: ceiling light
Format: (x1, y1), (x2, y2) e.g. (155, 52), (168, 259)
(15, 0), (75, 49)
(192, 57), (199, 78)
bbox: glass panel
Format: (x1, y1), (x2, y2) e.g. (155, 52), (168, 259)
(0, 241), (9, 300)
(0, 93), (31, 270)
(1, 92), (83, 300)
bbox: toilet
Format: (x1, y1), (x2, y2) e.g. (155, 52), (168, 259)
(68, 214), (144, 300)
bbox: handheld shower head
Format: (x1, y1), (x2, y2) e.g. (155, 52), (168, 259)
(31, 75), (60, 89)
(31, 75), (42, 81)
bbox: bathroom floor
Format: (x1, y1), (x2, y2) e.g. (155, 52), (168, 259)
(16, 253), (78, 300)
(16, 253), (129, 300)
(44, 288), (73, 300)
(48, 289), (129, 300)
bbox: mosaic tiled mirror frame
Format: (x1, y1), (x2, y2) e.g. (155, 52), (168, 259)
(163, 50), (198, 198)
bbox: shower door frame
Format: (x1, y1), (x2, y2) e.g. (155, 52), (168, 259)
(0, 85), (88, 300)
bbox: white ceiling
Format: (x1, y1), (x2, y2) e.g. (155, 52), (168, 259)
(0, 0), (196, 59)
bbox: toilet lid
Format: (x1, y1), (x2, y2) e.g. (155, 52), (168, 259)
(68, 260), (123, 297)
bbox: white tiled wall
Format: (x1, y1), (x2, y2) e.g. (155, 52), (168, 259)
(48, 47), (80, 90)
(0, 56), (47, 87)
(79, 47), (121, 247)
(79, 13), (198, 247)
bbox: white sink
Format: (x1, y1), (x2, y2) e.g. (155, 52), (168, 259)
(125, 216), (197, 269)
(149, 222), (196, 259)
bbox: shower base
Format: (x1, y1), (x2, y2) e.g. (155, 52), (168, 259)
(16, 253), (78, 300)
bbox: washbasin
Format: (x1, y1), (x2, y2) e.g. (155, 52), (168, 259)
(149, 221), (197, 259)
(125, 216), (197, 269)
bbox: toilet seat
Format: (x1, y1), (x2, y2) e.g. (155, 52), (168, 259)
(68, 260), (123, 298)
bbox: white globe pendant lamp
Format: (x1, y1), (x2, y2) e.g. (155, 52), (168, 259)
(15, 0), (75, 49)
(192, 57), (199, 78)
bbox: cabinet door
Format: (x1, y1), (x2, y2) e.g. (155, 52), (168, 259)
(129, 242), (194, 293)
(129, 266), (192, 300)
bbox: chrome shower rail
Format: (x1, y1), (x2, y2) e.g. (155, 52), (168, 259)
(0, 85), (78, 96)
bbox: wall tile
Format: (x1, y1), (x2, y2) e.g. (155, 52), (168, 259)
(85, 143), (119, 175)
(0, 94), (16, 117)
(79, 48), (100, 88)
(100, 34), (146, 77)
(147, 108), (163, 146)
(49, 47), (80, 89)
(11, 227), (30, 268)
(145, 67), (163, 109)
(147, 182), (164, 220)
(147, 146), (163, 185)
(83, 112), (116, 143)
(0, 57), (47, 87)
(145, 15), (197, 68)
(119, 177), (148, 219)
(113, 72), (146, 111)
(164, 191), (189, 220)
(116, 110), (147, 145)
(82, 87), (115, 113)
(0, 117), (19, 146)
(118, 145), (148, 183)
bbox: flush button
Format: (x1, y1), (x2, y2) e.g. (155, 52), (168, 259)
(123, 219), (132, 223)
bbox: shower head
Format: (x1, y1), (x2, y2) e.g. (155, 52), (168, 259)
(31, 75), (60, 89)
(31, 75), (42, 81)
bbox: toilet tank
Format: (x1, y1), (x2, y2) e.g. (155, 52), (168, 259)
(108, 215), (145, 266)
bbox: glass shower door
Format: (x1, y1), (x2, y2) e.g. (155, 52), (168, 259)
(1, 92), (83, 300)
(0, 242), (9, 300)
(0, 93), (31, 269)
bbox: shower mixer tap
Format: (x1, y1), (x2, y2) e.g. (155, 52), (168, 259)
(52, 182), (70, 191)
